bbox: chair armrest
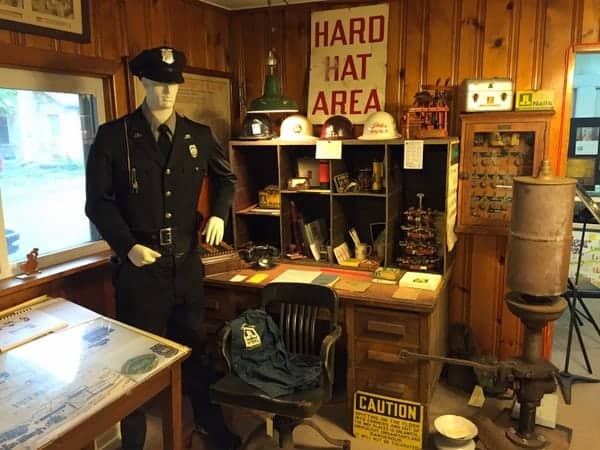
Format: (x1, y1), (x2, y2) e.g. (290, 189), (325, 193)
(217, 323), (233, 373)
(320, 325), (342, 390)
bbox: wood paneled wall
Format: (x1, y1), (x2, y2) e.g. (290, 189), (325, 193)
(1, 0), (598, 356)
(230, 0), (600, 358)
(0, 0), (230, 314)
(0, 0), (230, 120)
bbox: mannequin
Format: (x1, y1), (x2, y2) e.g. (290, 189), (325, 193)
(85, 47), (239, 450)
(127, 77), (225, 268)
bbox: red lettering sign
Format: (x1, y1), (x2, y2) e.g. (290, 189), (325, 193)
(349, 18), (366, 44)
(314, 21), (328, 48)
(349, 90), (362, 114)
(310, 89), (383, 116)
(331, 91), (347, 114)
(325, 56), (340, 81)
(311, 91), (329, 115)
(364, 89), (381, 113)
(369, 16), (385, 42)
(330, 20), (347, 46)
(340, 56), (358, 80)
(313, 15), (386, 47)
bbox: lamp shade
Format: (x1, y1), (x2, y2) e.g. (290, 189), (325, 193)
(248, 74), (298, 113)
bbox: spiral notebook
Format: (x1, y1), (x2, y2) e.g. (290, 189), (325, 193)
(0, 307), (68, 352)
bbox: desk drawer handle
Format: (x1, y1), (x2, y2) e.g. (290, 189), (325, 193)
(367, 380), (406, 396)
(367, 350), (404, 364)
(367, 320), (406, 336)
(206, 299), (220, 311)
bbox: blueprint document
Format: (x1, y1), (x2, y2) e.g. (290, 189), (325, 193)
(0, 318), (183, 450)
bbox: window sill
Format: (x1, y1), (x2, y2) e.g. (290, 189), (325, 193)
(0, 250), (112, 299)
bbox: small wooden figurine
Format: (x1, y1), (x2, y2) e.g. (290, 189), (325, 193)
(19, 248), (40, 275)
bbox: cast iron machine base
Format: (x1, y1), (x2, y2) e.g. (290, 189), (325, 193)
(402, 292), (567, 448)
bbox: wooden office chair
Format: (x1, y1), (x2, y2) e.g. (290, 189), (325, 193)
(209, 282), (351, 450)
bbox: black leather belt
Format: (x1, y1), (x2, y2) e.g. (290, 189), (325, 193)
(132, 228), (197, 258)
(133, 227), (176, 247)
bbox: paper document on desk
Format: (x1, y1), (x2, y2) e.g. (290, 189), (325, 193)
(272, 269), (320, 284)
(0, 307), (68, 352)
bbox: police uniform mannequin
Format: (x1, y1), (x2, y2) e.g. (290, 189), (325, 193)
(85, 47), (239, 450)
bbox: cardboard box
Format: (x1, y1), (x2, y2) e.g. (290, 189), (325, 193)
(515, 89), (554, 111)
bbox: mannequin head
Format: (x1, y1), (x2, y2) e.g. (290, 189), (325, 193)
(141, 77), (179, 112)
(130, 47), (185, 120)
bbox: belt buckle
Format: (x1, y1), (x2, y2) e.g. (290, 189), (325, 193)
(159, 227), (173, 246)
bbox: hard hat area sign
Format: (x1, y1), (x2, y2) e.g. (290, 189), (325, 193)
(308, 4), (389, 124)
(353, 391), (423, 450)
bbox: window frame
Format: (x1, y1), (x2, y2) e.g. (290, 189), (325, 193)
(0, 66), (112, 279)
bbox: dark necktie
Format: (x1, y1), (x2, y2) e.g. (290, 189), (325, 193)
(158, 124), (172, 159)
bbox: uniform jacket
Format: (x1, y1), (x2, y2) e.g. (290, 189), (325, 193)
(230, 308), (322, 397)
(85, 108), (236, 259)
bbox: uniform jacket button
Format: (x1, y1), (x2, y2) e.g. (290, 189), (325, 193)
(165, 168), (171, 175)
(165, 190), (172, 197)
(165, 212), (172, 219)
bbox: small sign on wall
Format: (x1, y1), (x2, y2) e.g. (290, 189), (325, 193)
(353, 390), (423, 449)
(308, 3), (389, 124)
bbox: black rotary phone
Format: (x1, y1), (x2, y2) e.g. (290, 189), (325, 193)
(238, 242), (280, 269)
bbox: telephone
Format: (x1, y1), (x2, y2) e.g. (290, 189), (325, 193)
(238, 242), (280, 269)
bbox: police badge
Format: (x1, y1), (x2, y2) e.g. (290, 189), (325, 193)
(161, 48), (175, 65)
(189, 144), (198, 158)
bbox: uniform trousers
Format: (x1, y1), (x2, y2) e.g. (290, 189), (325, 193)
(114, 248), (228, 449)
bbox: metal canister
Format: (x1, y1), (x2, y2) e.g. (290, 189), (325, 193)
(507, 161), (576, 296)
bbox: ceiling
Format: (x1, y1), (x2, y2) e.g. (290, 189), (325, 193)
(202, 0), (318, 10)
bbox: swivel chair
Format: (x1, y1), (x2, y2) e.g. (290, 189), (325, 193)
(209, 282), (351, 450)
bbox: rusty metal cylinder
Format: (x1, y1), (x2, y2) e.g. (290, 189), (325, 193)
(507, 161), (576, 296)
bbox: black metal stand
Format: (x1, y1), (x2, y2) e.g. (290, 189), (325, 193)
(557, 217), (600, 404)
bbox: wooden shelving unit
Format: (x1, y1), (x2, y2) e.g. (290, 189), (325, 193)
(229, 138), (460, 274)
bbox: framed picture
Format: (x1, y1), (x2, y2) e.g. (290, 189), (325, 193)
(129, 68), (232, 148)
(0, 0), (90, 42)
(569, 118), (600, 157)
(333, 172), (351, 192)
(566, 157), (596, 189)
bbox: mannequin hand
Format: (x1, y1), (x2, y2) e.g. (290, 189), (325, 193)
(202, 216), (224, 246)
(128, 244), (161, 267)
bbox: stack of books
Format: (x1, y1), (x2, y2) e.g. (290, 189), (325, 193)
(372, 267), (402, 284)
(399, 271), (442, 291)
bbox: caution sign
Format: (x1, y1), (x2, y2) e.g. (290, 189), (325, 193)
(353, 391), (423, 449)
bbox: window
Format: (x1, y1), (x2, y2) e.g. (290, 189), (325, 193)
(0, 68), (109, 278)
(0, 111), (9, 145)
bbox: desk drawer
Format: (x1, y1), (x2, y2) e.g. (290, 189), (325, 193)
(204, 287), (260, 320)
(355, 340), (417, 370)
(354, 368), (419, 401)
(204, 287), (232, 320)
(354, 307), (419, 346)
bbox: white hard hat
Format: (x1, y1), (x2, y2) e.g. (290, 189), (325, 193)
(279, 114), (317, 141)
(358, 111), (401, 140)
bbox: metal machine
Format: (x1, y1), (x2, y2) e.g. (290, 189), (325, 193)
(402, 160), (576, 448)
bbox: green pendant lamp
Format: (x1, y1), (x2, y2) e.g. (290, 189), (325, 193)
(248, 49), (298, 113)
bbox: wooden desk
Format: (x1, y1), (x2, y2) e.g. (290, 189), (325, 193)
(203, 264), (448, 426)
(0, 297), (190, 450)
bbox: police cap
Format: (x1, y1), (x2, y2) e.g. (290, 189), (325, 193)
(129, 47), (186, 84)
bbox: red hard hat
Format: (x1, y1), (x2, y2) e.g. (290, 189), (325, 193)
(320, 115), (353, 140)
